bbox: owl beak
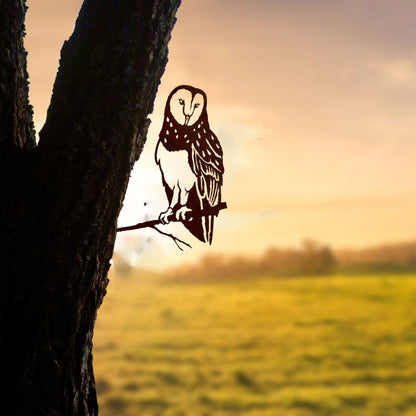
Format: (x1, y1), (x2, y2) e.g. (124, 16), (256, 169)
(184, 115), (190, 126)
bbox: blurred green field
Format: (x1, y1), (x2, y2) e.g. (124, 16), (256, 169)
(94, 274), (416, 416)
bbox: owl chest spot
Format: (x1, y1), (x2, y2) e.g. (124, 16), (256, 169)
(156, 142), (197, 191)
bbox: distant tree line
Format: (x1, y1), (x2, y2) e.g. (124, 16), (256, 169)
(336, 241), (416, 273)
(166, 240), (336, 282)
(163, 240), (416, 282)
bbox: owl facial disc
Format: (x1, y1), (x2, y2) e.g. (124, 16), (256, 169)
(169, 88), (205, 126)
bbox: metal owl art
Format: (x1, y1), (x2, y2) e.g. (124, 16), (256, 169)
(155, 85), (225, 244)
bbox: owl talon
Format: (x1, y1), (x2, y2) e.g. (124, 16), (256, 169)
(159, 207), (173, 224)
(175, 206), (192, 221)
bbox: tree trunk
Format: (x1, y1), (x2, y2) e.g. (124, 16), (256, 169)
(0, 0), (180, 414)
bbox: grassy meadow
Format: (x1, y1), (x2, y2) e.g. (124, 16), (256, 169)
(93, 273), (416, 415)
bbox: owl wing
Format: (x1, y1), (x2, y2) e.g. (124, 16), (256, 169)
(190, 130), (224, 209)
(187, 130), (223, 244)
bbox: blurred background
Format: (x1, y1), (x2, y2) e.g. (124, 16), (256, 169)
(26, 1), (416, 414)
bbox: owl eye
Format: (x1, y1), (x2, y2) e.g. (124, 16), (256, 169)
(178, 99), (184, 105)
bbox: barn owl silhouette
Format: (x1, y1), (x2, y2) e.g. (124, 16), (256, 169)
(155, 85), (224, 244)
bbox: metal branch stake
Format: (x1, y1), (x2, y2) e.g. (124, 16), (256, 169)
(117, 202), (227, 249)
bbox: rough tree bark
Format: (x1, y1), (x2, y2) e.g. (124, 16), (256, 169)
(0, 0), (180, 414)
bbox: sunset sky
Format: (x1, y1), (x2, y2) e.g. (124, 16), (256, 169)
(25, 0), (416, 269)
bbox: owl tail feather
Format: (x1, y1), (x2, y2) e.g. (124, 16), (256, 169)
(182, 214), (214, 244)
(204, 215), (214, 244)
(179, 188), (215, 244)
(200, 215), (214, 244)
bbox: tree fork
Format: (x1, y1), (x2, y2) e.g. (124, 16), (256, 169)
(0, 0), (180, 414)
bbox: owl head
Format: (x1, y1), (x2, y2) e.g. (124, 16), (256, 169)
(165, 85), (207, 127)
